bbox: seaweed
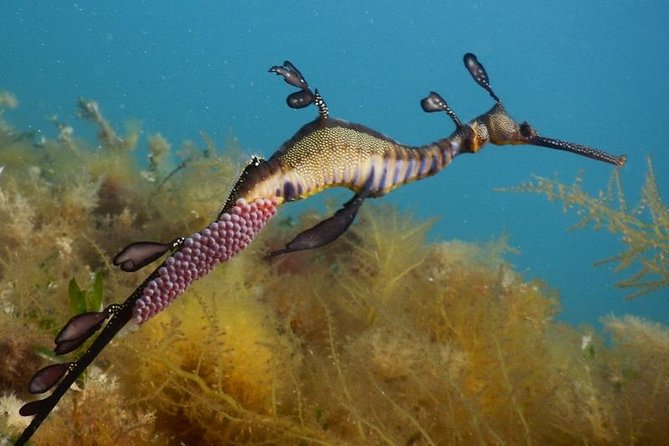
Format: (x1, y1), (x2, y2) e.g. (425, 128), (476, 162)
(1, 93), (669, 444)
(503, 159), (668, 299)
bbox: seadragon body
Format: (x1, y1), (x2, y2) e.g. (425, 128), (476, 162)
(14, 53), (625, 445)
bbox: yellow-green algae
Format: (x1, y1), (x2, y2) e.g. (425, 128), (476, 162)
(505, 162), (668, 300)
(0, 94), (668, 445)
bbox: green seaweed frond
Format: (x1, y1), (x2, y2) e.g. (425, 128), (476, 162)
(503, 158), (668, 299)
(77, 98), (138, 151)
(68, 273), (104, 315)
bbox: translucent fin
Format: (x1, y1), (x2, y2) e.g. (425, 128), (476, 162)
(28, 363), (70, 394)
(113, 241), (171, 272)
(54, 311), (109, 355)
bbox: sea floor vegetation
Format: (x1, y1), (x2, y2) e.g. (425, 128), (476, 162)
(505, 159), (668, 300)
(0, 94), (668, 445)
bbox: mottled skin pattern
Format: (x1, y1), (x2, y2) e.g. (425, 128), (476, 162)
(14, 53), (626, 446)
(230, 117), (465, 207)
(269, 121), (458, 197)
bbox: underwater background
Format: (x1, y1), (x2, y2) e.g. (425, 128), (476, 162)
(1, 1), (668, 445)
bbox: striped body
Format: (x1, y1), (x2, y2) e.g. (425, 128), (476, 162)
(232, 117), (480, 207)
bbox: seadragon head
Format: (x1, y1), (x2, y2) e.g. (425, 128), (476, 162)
(466, 53), (626, 166)
(423, 53), (626, 167)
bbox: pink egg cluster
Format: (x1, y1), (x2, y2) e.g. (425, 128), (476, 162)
(132, 197), (278, 324)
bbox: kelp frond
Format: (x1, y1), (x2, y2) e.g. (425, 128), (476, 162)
(504, 158), (668, 299)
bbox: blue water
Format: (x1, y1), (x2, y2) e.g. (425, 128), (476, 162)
(3, 1), (668, 327)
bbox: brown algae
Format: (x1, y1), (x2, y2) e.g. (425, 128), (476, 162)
(0, 95), (668, 445)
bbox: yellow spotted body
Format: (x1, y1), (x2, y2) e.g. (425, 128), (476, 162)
(234, 117), (466, 208)
(277, 125), (392, 195)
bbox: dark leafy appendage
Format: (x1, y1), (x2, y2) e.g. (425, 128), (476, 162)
(503, 158), (668, 299)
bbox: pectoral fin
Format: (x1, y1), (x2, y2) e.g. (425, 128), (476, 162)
(270, 194), (365, 256)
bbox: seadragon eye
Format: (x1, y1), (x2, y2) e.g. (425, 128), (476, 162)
(519, 121), (536, 138)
